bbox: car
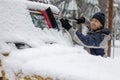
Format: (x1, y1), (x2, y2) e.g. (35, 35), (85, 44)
(0, 0), (94, 80)
(0, 0), (74, 79)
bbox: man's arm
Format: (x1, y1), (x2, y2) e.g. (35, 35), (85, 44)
(68, 27), (110, 48)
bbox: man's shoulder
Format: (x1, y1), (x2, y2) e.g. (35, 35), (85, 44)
(88, 28), (110, 35)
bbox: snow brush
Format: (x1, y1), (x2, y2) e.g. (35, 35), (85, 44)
(41, 7), (59, 30)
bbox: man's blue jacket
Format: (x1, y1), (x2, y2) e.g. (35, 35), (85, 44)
(68, 27), (110, 56)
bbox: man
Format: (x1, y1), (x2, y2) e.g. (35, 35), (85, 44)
(60, 12), (110, 56)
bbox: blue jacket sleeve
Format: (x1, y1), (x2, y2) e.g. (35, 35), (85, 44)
(76, 31), (105, 47)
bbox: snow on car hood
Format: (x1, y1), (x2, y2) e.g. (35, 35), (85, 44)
(3, 44), (120, 80)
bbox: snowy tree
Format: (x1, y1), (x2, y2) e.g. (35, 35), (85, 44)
(113, 0), (120, 40)
(29, 0), (50, 4)
(50, 0), (100, 19)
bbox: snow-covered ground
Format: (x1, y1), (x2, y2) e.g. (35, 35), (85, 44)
(0, 0), (120, 80)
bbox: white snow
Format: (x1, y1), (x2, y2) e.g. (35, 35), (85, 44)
(2, 44), (120, 80)
(25, 0), (59, 14)
(0, 0), (120, 80)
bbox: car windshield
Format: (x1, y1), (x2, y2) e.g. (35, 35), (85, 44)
(30, 11), (62, 30)
(30, 12), (48, 29)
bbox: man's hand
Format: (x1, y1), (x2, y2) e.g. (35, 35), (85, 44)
(60, 18), (72, 31)
(75, 17), (85, 24)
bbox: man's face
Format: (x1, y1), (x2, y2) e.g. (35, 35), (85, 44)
(90, 18), (103, 31)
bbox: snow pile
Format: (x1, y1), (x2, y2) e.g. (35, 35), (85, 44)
(25, 0), (59, 14)
(3, 45), (120, 80)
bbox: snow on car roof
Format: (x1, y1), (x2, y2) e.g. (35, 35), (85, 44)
(25, 0), (59, 14)
(3, 0), (59, 14)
